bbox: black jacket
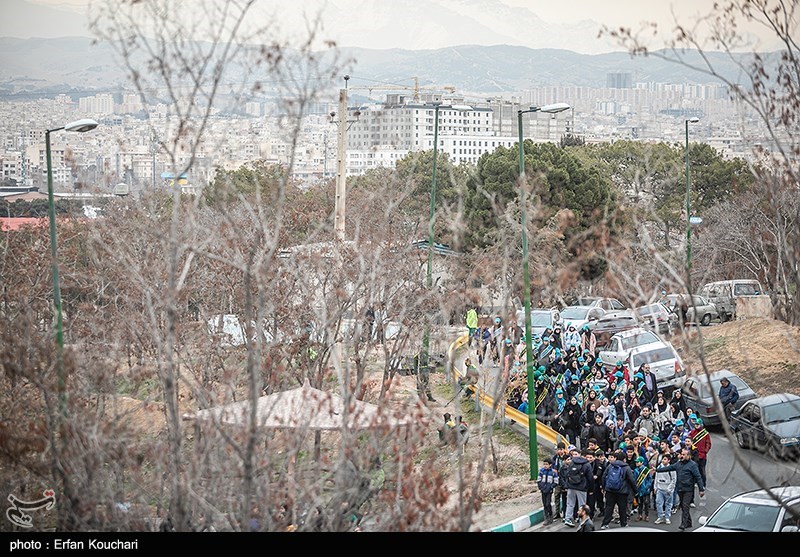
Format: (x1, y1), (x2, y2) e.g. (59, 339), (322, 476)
(601, 460), (637, 494)
(587, 422), (613, 452)
(656, 458), (705, 493)
(566, 456), (594, 492)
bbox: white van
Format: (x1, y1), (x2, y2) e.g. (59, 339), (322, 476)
(698, 279), (771, 321)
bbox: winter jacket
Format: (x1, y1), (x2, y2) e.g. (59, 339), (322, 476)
(587, 422), (613, 453)
(654, 467), (677, 493)
(565, 456), (594, 492)
(656, 458), (704, 493)
(634, 464), (654, 496)
(719, 382), (740, 406)
(633, 414), (659, 436)
(601, 459), (637, 494)
(537, 466), (558, 494)
(689, 426), (712, 459)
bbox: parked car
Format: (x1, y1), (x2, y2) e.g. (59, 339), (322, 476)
(730, 392), (800, 460)
(695, 486), (800, 532)
(663, 294), (720, 326)
(598, 327), (662, 369)
(515, 307), (561, 338)
(572, 296), (627, 311)
(626, 340), (685, 387)
(699, 279), (770, 322)
(559, 305), (606, 331)
(589, 312), (640, 350)
(634, 303), (677, 335)
(679, 370), (758, 427)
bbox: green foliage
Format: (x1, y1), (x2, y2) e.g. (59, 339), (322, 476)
(203, 160), (287, 206)
(463, 141), (616, 250)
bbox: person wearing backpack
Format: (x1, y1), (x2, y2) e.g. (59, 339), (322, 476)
(599, 450), (637, 530)
(563, 447), (594, 527)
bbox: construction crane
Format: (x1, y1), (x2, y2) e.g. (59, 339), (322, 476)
(348, 76), (456, 103)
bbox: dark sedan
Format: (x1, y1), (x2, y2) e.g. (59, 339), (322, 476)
(680, 370), (758, 427)
(730, 392), (800, 460)
(589, 312), (640, 350)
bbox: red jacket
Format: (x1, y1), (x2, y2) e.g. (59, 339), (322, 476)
(689, 426), (712, 459)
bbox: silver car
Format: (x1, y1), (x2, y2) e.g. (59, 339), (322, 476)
(635, 303), (677, 335)
(559, 305), (606, 331)
(679, 370), (757, 426)
(664, 294), (720, 326)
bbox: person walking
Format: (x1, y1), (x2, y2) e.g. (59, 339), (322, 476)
(633, 456), (654, 522)
(537, 457), (559, 525)
(563, 447), (594, 527)
(653, 454), (676, 525)
(718, 376), (740, 421)
(654, 446), (705, 531)
(466, 306), (478, 348)
(689, 418), (711, 488)
(599, 450), (637, 529)
(552, 442), (570, 519)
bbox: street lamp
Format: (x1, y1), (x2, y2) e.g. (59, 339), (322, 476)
(685, 116), (700, 286)
(46, 118), (99, 416)
(420, 102), (472, 401)
(517, 102), (570, 480)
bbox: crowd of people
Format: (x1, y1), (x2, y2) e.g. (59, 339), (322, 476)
(467, 310), (714, 531)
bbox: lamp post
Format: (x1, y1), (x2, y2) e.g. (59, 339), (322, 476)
(46, 118), (99, 417)
(517, 102), (569, 480)
(684, 116), (699, 286)
(420, 102), (471, 401)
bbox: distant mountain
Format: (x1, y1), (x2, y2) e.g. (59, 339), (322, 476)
(0, 37), (767, 98)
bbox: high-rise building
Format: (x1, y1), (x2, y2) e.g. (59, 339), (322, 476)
(606, 72), (633, 89)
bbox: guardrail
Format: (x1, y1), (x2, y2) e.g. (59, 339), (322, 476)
(447, 333), (565, 451)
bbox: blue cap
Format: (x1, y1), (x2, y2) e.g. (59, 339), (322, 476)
(675, 419), (684, 426)
(614, 371), (623, 378)
(505, 338), (512, 345)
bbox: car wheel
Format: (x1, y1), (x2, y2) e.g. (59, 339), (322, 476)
(736, 431), (748, 449)
(701, 314), (711, 326)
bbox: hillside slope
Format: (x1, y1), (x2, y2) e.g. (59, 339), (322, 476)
(683, 318), (800, 397)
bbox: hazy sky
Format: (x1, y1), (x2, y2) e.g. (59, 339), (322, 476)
(17, 0), (786, 54)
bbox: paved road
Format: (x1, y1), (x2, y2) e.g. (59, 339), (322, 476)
(530, 426), (800, 532)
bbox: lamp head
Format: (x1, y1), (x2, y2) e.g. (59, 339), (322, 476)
(686, 117), (700, 124)
(64, 119), (99, 133)
(538, 102), (571, 114)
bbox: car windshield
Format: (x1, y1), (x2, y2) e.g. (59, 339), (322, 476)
(598, 317), (635, 329)
(762, 399), (800, 424)
(561, 307), (589, 319)
(698, 376), (749, 399)
(619, 332), (659, 350)
(530, 313), (554, 327)
(734, 283), (761, 296)
(704, 500), (781, 532)
(631, 346), (675, 365)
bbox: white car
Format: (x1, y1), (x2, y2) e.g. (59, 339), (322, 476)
(559, 305), (606, 331)
(695, 486), (800, 532)
(598, 327), (662, 369)
(626, 339), (685, 386)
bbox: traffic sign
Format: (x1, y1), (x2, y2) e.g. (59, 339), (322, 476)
(689, 216), (703, 225)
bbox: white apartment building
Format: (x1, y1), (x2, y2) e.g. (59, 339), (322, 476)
(1, 151), (24, 183)
(341, 97), (573, 175)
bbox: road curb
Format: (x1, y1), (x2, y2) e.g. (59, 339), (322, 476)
(485, 508), (545, 532)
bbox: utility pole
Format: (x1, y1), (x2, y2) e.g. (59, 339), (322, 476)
(334, 76), (349, 242)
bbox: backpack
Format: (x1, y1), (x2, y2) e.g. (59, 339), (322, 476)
(566, 461), (584, 488)
(605, 464), (625, 492)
